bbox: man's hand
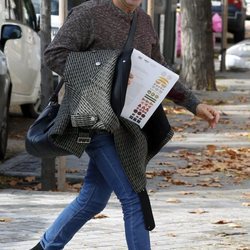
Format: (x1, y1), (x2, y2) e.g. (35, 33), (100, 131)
(196, 103), (220, 128)
(128, 73), (134, 85)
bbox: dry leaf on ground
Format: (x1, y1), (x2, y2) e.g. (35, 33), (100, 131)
(179, 191), (195, 195)
(227, 223), (242, 228)
(242, 202), (250, 207)
(189, 208), (208, 214)
(0, 217), (13, 223)
(167, 233), (177, 237)
(166, 198), (181, 203)
(213, 220), (232, 224)
(93, 214), (109, 219)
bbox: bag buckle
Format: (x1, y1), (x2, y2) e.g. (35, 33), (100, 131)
(77, 136), (91, 144)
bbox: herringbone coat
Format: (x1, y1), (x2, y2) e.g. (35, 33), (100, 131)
(48, 49), (173, 192)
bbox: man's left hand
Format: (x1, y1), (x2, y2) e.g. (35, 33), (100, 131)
(196, 103), (220, 129)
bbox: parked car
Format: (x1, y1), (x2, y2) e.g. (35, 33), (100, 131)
(211, 0), (246, 43)
(0, 0), (41, 118)
(246, 0), (250, 19)
(31, 0), (85, 86)
(0, 25), (22, 160)
(222, 39), (250, 70)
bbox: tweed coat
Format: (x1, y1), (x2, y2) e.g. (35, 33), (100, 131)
(49, 48), (174, 193)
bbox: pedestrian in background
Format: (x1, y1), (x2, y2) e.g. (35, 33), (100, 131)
(31, 0), (220, 249)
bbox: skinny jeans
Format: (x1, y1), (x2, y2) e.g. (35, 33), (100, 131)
(40, 133), (150, 250)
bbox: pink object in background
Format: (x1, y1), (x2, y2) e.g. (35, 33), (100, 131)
(176, 12), (182, 57)
(175, 12), (221, 58)
(212, 13), (222, 33)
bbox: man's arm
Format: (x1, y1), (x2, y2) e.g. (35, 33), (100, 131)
(44, 6), (94, 76)
(149, 21), (220, 127)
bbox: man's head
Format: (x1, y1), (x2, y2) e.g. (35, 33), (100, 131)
(113, 0), (143, 13)
(122, 0), (142, 7)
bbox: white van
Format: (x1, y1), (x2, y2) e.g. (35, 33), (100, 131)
(0, 0), (41, 118)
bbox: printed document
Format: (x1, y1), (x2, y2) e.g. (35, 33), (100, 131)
(120, 49), (179, 128)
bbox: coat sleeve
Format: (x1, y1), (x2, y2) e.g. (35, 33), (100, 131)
(149, 21), (201, 115)
(44, 6), (94, 76)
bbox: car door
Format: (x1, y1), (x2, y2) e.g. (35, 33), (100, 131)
(4, 0), (40, 103)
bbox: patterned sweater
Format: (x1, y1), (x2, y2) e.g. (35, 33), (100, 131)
(44, 0), (201, 114)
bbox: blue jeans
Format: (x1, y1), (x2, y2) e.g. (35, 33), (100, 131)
(40, 133), (151, 250)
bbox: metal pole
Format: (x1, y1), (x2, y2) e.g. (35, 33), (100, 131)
(40, 0), (56, 191)
(59, 0), (68, 26)
(220, 0), (228, 71)
(163, 0), (176, 66)
(147, 0), (155, 25)
(57, 0), (68, 192)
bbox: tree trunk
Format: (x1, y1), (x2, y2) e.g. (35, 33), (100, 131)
(40, 0), (56, 191)
(180, 0), (216, 90)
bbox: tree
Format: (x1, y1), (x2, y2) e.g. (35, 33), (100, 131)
(40, 0), (56, 190)
(180, 0), (216, 90)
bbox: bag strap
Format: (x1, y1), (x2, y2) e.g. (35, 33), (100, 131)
(123, 12), (137, 51)
(49, 77), (64, 103)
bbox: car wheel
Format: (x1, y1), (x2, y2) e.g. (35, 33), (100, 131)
(20, 97), (42, 119)
(0, 91), (11, 160)
(234, 28), (245, 43)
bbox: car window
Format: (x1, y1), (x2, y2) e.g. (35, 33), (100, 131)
(31, 0), (59, 15)
(5, 0), (22, 21)
(23, 0), (37, 30)
(31, 0), (39, 14)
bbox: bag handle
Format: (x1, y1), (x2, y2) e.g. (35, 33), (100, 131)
(49, 77), (64, 103)
(123, 12), (137, 51)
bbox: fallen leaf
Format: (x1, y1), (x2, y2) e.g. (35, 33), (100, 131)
(167, 233), (177, 237)
(66, 168), (80, 173)
(198, 169), (214, 175)
(157, 183), (170, 188)
(179, 191), (195, 195)
(228, 223), (242, 228)
(158, 161), (176, 167)
(146, 171), (157, 179)
(166, 198), (181, 203)
(242, 203), (250, 207)
(189, 208), (208, 214)
(179, 172), (200, 177)
(9, 180), (18, 186)
(170, 179), (191, 186)
(93, 214), (109, 219)
(0, 217), (13, 223)
(217, 232), (247, 237)
(242, 193), (250, 199)
(213, 220), (232, 225)
(25, 176), (36, 182)
(207, 145), (217, 154)
(146, 173), (154, 179)
(72, 183), (82, 189)
(148, 189), (156, 193)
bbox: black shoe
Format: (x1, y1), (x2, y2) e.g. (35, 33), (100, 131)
(30, 242), (43, 250)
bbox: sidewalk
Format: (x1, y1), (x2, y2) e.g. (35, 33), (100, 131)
(0, 188), (250, 250)
(0, 70), (249, 249)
